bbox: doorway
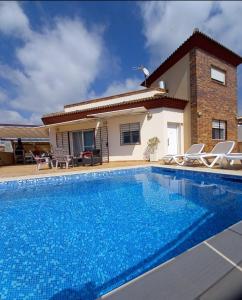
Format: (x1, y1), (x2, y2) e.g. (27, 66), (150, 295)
(167, 123), (180, 155)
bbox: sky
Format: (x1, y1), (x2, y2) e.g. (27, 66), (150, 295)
(0, 1), (242, 125)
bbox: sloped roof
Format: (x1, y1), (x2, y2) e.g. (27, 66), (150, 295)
(63, 88), (166, 113)
(64, 88), (163, 109)
(42, 94), (188, 125)
(141, 30), (242, 87)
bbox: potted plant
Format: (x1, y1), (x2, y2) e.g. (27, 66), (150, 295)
(147, 137), (160, 162)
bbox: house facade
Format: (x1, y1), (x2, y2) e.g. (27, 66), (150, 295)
(42, 30), (242, 162)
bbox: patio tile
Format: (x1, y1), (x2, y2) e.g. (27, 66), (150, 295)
(200, 262), (242, 300)
(208, 229), (242, 264)
(230, 221), (242, 236)
(101, 244), (233, 300)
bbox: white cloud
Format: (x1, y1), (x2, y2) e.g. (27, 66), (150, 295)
(0, 1), (31, 38)
(204, 2), (242, 53)
(0, 109), (29, 124)
(139, 1), (242, 64)
(0, 2), (147, 124)
(0, 89), (7, 103)
(0, 2), (107, 124)
(97, 77), (143, 98)
(10, 18), (105, 113)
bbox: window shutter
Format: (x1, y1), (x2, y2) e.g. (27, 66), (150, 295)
(211, 67), (225, 84)
(56, 132), (69, 153)
(120, 123), (140, 145)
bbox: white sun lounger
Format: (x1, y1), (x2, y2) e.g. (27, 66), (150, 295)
(162, 143), (205, 165)
(223, 153), (242, 166)
(184, 141), (235, 168)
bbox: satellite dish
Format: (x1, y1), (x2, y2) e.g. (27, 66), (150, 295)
(142, 67), (150, 77)
(132, 65), (150, 87)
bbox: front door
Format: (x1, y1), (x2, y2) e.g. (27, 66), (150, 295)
(167, 123), (179, 154)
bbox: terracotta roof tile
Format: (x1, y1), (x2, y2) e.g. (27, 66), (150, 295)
(142, 30), (242, 87)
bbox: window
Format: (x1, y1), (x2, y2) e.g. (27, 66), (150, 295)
(120, 123), (140, 145)
(212, 120), (227, 140)
(0, 140), (13, 152)
(211, 67), (226, 84)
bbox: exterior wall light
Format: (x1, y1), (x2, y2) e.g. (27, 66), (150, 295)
(147, 111), (152, 120)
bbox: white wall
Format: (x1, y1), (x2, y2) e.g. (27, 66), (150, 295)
(150, 54), (191, 151)
(48, 109), (184, 161)
(107, 108), (184, 161)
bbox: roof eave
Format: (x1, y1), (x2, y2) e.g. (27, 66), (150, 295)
(141, 31), (242, 87)
(42, 96), (188, 125)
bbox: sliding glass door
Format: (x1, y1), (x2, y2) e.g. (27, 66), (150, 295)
(83, 130), (95, 151)
(72, 132), (83, 156)
(72, 129), (95, 156)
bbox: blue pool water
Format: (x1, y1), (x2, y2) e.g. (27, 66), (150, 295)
(0, 166), (242, 300)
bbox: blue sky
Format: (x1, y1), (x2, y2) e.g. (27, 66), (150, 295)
(0, 1), (242, 124)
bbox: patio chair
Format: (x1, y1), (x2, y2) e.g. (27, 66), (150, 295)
(31, 151), (52, 171)
(184, 141), (235, 168)
(82, 149), (102, 166)
(162, 143), (205, 165)
(53, 154), (73, 169)
(52, 148), (73, 169)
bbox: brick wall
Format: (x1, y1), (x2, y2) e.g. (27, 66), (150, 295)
(190, 48), (238, 152)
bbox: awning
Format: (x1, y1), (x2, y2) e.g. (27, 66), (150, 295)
(44, 117), (98, 128)
(87, 106), (147, 119)
(0, 125), (49, 139)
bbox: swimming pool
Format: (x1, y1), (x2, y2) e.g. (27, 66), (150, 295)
(0, 166), (242, 299)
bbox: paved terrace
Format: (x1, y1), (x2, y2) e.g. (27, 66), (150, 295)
(0, 161), (151, 180)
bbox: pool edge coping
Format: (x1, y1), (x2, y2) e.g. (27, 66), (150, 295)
(1, 163), (242, 183)
(0, 164), (155, 183)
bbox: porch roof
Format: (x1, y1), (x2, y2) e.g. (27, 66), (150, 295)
(42, 95), (188, 125)
(63, 88), (165, 112)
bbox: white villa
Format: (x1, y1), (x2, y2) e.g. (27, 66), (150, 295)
(42, 30), (242, 162)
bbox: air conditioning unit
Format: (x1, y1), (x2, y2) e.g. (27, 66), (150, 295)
(159, 80), (166, 89)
